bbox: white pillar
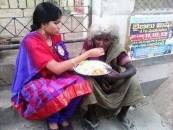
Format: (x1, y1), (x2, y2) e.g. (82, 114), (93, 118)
(92, 0), (135, 46)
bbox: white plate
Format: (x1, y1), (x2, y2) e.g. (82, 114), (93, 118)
(74, 60), (112, 76)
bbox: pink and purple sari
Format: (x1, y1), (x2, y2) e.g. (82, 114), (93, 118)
(11, 32), (92, 122)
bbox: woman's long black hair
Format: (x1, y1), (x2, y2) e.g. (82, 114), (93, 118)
(31, 2), (62, 31)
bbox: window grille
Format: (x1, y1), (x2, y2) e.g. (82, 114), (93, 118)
(134, 0), (173, 11)
(0, 0), (92, 43)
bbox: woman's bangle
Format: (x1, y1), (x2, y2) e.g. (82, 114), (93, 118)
(70, 59), (77, 68)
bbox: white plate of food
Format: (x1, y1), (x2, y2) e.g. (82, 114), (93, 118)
(74, 60), (112, 76)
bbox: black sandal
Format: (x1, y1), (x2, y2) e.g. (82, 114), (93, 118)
(81, 118), (99, 130)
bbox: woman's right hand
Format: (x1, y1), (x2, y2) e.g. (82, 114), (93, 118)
(86, 48), (105, 58)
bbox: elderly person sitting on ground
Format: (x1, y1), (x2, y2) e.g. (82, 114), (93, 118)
(81, 18), (144, 130)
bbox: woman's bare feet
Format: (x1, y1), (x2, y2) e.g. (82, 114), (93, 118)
(61, 120), (70, 128)
(48, 122), (59, 130)
(61, 121), (74, 130)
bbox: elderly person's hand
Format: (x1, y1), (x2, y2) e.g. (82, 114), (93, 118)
(102, 68), (121, 83)
(102, 62), (137, 84)
(93, 69), (121, 94)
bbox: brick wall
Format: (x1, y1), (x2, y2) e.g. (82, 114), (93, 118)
(0, 0), (38, 40)
(0, 0), (90, 42)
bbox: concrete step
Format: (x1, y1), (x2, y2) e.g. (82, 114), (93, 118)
(133, 54), (173, 96)
(0, 87), (48, 130)
(0, 50), (17, 86)
(0, 88), (11, 110)
(0, 108), (47, 130)
(1, 49), (173, 96)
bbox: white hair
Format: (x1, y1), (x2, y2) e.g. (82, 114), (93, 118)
(88, 17), (119, 39)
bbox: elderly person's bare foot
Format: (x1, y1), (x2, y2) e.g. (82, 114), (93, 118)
(117, 106), (135, 130)
(117, 117), (135, 130)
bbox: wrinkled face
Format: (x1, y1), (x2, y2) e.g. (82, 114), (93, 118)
(43, 18), (62, 35)
(93, 33), (113, 52)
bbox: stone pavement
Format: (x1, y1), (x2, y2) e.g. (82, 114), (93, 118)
(75, 97), (171, 130)
(72, 97), (170, 130)
(0, 90), (171, 130)
(151, 76), (173, 129)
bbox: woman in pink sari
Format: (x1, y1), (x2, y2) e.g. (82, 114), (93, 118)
(11, 2), (104, 130)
